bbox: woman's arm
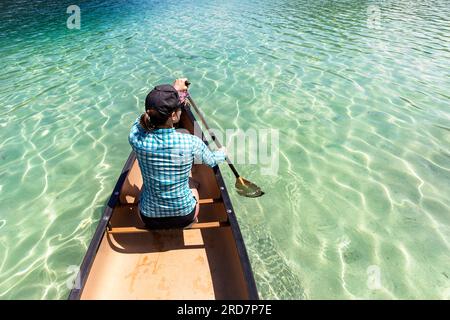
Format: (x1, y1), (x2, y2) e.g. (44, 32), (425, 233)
(192, 136), (226, 167)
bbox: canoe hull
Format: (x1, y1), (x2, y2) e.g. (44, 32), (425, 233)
(68, 107), (258, 300)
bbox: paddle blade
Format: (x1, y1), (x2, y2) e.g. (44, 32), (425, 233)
(235, 177), (264, 198)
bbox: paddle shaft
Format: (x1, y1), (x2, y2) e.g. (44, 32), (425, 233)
(186, 96), (240, 179)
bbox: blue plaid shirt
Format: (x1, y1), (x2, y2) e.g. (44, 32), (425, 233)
(129, 117), (225, 218)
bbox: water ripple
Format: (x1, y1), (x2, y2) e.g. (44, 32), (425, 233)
(0, 0), (449, 299)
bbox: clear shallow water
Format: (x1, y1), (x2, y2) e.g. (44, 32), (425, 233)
(0, 0), (449, 299)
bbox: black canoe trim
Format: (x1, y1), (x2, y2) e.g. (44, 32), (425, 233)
(185, 107), (260, 300)
(214, 166), (259, 300)
(68, 152), (136, 300)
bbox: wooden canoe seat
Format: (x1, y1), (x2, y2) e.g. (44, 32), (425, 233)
(198, 198), (222, 205)
(108, 221), (230, 234)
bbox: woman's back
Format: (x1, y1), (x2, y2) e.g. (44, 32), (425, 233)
(129, 117), (224, 218)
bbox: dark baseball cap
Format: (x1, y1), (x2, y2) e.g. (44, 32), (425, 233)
(145, 84), (181, 115)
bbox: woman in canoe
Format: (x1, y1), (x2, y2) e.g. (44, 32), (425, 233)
(128, 79), (226, 229)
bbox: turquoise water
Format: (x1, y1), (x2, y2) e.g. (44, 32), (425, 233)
(1, 0), (449, 299)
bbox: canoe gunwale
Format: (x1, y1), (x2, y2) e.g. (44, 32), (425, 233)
(213, 165), (259, 300)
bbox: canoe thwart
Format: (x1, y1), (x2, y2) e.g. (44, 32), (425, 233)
(198, 198), (223, 205)
(107, 221), (230, 234)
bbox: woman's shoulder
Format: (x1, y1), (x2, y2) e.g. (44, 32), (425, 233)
(129, 117), (148, 145)
(173, 129), (203, 144)
(129, 117), (141, 133)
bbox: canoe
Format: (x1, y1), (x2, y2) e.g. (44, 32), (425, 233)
(68, 104), (259, 300)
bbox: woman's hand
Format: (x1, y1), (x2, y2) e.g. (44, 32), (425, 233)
(173, 78), (189, 92)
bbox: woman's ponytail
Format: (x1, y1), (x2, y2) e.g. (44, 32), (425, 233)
(140, 109), (171, 132)
(140, 111), (155, 131)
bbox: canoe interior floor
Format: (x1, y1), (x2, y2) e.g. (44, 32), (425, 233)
(80, 162), (249, 300)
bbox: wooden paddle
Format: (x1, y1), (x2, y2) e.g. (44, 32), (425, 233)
(185, 92), (264, 198)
